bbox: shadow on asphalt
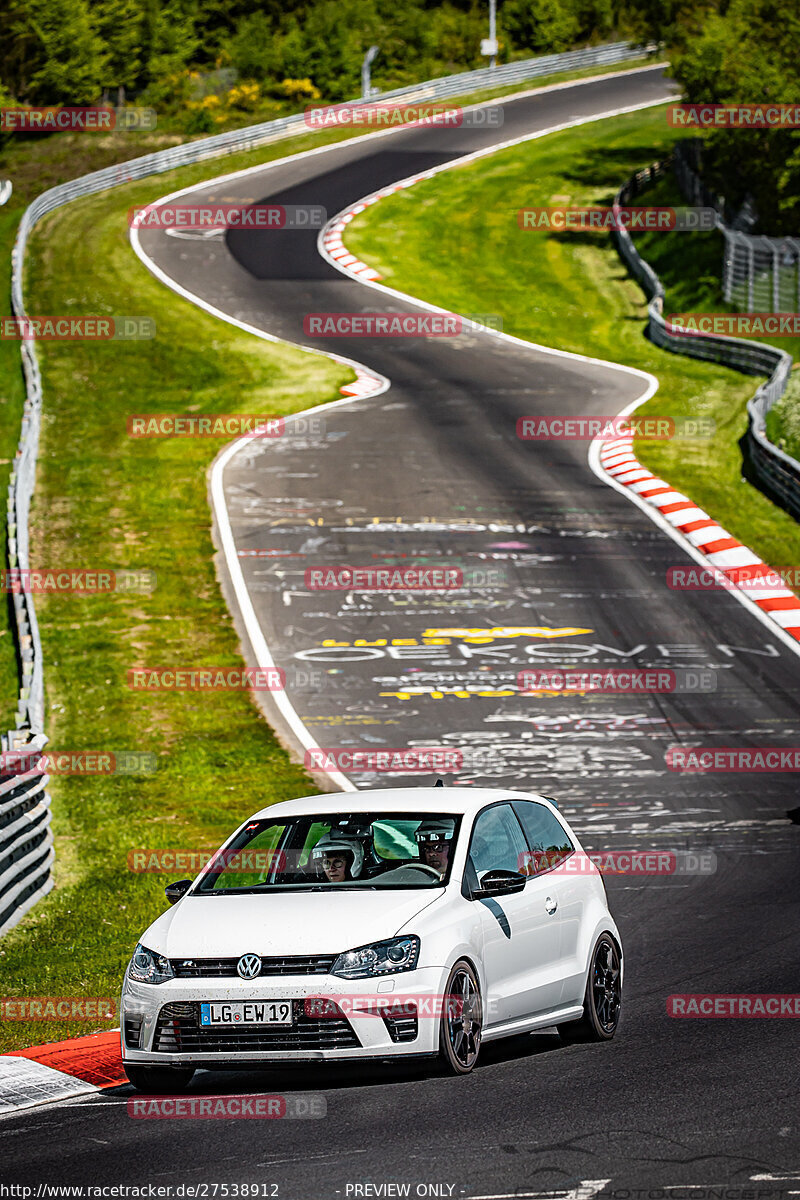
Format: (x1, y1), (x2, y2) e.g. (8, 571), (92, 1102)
(110, 1030), (568, 1098)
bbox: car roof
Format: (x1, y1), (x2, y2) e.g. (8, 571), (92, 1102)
(249, 786), (559, 822)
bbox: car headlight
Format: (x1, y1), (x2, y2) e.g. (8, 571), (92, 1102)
(331, 936), (420, 979)
(127, 943), (174, 985)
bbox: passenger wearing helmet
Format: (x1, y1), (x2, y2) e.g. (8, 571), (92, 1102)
(311, 830), (365, 883)
(414, 818), (456, 877)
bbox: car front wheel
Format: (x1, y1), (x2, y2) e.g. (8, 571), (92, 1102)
(558, 933), (622, 1043)
(124, 1063), (196, 1093)
(439, 960), (482, 1074)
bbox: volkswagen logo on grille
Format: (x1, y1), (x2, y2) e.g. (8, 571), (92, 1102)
(236, 953), (262, 980)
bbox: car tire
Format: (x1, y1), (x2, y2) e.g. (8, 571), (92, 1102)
(439, 960), (482, 1075)
(123, 1063), (196, 1093)
(558, 933), (622, 1044)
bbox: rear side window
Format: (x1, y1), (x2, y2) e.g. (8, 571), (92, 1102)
(512, 801), (574, 877)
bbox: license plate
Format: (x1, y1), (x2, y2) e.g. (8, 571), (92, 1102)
(199, 1001), (293, 1026)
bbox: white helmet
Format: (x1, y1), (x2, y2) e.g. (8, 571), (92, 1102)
(311, 831), (365, 879)
(414, 817), (456, 847)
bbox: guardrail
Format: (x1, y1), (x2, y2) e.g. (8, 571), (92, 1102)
(613, 160), (800, 521)
(1, 39), (654, 935)
(0, 735), (52, 936)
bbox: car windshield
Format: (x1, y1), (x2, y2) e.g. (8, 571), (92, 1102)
(195, 812), (461, 893)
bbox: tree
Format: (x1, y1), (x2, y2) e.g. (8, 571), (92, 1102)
(1, 0), (107, 103)
(502, 0), (581, 55)
(671, 0), (800, 232)
(92, 0), (143, 97)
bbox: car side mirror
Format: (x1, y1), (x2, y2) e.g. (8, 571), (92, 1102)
(165, 878), (192, 905)
(474, 869), (527, 899)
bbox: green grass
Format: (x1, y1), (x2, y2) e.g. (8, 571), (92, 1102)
(346, 105), (800, 577)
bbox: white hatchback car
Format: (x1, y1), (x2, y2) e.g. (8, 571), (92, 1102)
(121, 787), (622, 1091)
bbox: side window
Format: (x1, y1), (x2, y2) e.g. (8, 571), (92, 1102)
(467, 804), (529, 882)
(512, 801), (574, 877)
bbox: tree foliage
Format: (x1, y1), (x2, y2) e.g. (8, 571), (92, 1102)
(670, 0), (800, 232)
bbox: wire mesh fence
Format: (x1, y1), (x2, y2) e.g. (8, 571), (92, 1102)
(673, 141), (800, 314)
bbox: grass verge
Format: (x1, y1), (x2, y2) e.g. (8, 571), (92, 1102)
(346, 105), (800, 576)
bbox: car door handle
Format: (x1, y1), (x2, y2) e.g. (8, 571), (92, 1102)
(545, 896), (557, 915)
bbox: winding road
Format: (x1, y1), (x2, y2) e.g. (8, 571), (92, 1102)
(4, 65), (799, 1197)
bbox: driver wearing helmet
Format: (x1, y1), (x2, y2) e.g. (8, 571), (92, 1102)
(311, 830), (365, 883)
(414, 817), (456, 877)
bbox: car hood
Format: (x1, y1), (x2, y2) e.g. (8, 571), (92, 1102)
(142, 888), (444, 958)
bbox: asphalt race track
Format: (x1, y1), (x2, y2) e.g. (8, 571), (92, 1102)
(4, 66), (799, 1197)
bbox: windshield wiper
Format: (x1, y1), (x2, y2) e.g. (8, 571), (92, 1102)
(199, 884), (379, 895)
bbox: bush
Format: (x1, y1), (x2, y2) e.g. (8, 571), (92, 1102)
(274, 78), (321, 103)
(766, 370), (800, 462)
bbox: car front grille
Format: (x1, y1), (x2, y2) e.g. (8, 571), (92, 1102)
(170, 955), (337, 978)
(153, 1001), (360, 1053)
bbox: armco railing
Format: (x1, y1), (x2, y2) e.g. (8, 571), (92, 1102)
(0, 736), (53, 934)
(1, 40), (652, 935)
(613, 161), (800, 520)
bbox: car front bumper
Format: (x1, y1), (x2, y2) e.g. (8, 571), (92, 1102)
(121, 966), (450, 1066)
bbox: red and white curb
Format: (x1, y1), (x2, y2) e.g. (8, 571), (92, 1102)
(339, 364), (384, 397)
(597, 435), (800, 640)
(320, 175), (438, 289)
(0, 1031), (124, 1115)
(321, 176), (438, 285)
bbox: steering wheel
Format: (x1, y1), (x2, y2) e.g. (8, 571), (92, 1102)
(406, 863), (441, 879)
